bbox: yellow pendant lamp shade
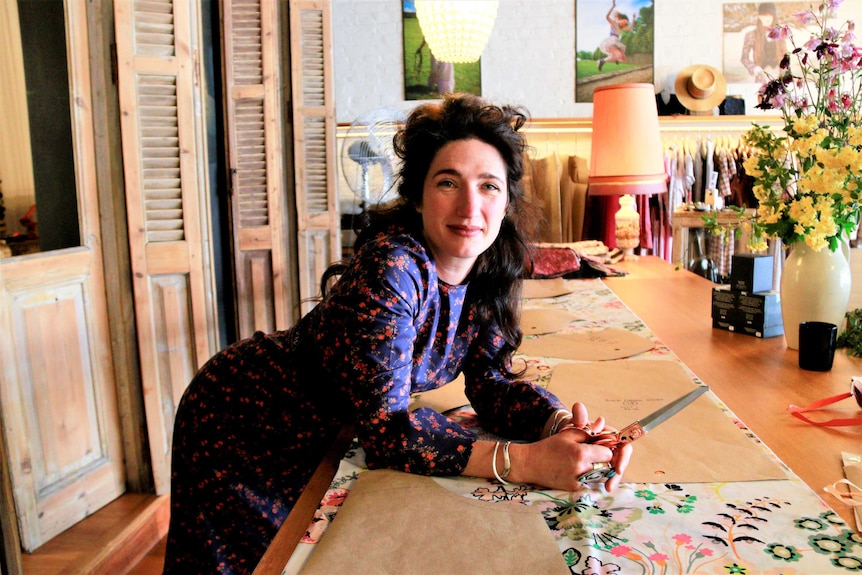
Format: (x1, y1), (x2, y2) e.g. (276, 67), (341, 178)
(415, 1), (500, 64)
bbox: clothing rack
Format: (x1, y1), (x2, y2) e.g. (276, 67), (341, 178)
(519, 118), (782, 277)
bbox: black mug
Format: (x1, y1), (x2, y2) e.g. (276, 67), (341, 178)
(798, 322), (838, 371)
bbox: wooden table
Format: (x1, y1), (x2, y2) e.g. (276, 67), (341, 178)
(255, 255), (862, 574)
(607, 255), (861, 528)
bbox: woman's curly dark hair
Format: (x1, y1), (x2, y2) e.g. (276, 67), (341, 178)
(324, 93), (539, 373)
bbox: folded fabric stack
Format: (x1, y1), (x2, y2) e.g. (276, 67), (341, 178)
(527, 242), (626, 279)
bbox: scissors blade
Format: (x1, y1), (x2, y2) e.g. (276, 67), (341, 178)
(639, 386), (709, 433)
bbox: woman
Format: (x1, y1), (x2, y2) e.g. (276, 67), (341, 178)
(597, 0), (635, 71)
(162, 93), (632, 574)
(740, 2), (787, 83)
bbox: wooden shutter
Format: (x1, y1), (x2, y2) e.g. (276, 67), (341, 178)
(290, 0), (339, 316)
(114, 0), (218, 495)
(222, 0), (297, 337)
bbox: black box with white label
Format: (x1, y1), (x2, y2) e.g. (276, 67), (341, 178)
(730, 253), (774, 293)
(711, 285), (783, 338)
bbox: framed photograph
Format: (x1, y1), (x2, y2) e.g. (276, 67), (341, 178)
(575, 0), (655, 103)
(402, 1), (483, 100)
(723, 2), (818, 84)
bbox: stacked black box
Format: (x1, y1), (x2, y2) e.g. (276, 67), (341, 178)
(711, 254), (783, 338)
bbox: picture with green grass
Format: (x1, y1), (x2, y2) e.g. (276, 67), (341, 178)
(402, 1), (482, 100)
(576, 0), (655, 102)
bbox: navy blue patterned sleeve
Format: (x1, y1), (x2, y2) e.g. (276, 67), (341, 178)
(313, 236), (476, 475)
(463, 321), (565, 440)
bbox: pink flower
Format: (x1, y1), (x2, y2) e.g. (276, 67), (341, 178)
(673, 533), (692, 545)
(649, 553), (669, 562)
(769, 25), (792, 41)
(795, 11), (817, 27)
(701, 548), (714, 557)
(611, 545), (632, 557)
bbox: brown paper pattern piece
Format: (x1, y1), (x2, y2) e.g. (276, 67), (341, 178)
(523, 278), (576, 299)
(521, 308), (579, 335)
(301, 469), (570, 575)
(519, 328), (654, 361)
(547, 360), (786, 483)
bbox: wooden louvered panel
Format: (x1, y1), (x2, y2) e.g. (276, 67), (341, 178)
(299, 10), (325, 106)
(235, 99), (269, 227)
(291, 1), (338, 315)
(138, 74), (184, 242)
(115, 0), (216, 494)
(302, 116), (328, 213)
(133, 0), (175, 57)
(224, 0), (294, 336)
(230, 0), (263, 85)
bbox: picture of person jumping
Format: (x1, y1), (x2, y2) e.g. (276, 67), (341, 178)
(597, 0), (635, 71)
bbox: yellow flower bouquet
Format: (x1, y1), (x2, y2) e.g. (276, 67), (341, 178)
(740, 0), (862, 253)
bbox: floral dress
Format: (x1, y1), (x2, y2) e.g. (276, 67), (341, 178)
(162, 230), (564, 574)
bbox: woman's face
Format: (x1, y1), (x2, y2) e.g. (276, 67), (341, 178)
(418, 138), (509, 284)
(758, 13), (774, 26)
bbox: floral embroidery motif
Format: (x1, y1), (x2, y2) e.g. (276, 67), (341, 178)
(634, 483), (698, 514)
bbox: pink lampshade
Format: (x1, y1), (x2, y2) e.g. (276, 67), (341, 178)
(588, 83), (667, 196)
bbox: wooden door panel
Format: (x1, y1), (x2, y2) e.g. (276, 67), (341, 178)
(114, 0), (218, 495)
(0, 0), (129, 555)
(297, 228), (337, 304)
(237, 249), (276, 336)
(1, 251), (124, 550)
(149, 274), (198, 408)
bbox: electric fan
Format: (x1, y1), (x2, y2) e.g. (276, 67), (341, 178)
(340, 107), (406, 212)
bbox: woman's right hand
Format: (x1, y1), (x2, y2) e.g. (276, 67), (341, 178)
(508, 429), (632, 492)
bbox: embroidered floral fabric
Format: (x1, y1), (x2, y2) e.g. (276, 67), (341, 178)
(284, 279), (862, 575)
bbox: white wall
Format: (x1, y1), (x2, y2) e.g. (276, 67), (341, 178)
(332, 0), (862, 122)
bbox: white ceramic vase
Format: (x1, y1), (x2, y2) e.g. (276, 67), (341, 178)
(780, 241), (851, 350)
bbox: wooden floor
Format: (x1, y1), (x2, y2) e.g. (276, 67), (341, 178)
(18, 493), (168, 575)
(127, 537), (167, 575)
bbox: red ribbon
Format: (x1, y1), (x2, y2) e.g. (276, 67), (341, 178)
(788, 391), (862, 427)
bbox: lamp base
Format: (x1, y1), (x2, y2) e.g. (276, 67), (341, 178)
(619, 247), (639, 261)
(614, 194), (641, 260)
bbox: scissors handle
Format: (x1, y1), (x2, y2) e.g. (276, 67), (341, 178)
(586, 421), (646, 449)
(618, 421), (646, 443)
(586, 431), (620, 447)
(577, 423), (645, 483)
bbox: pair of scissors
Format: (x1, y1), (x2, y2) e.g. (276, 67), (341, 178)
(576, 385), (710, 483)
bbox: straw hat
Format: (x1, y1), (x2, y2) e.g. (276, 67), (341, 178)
(675, 64), (727, 112)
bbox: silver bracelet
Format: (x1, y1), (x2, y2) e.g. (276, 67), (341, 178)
(492, 441), (512, 484)
(549, 409), (573, 436)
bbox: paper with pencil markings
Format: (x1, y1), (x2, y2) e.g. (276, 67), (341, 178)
(521, 308), (579, 335)
(519, 327), (654, 361)
(547, 360), (786, 483)
(301, 469), (569, 575)
(523, 277), (576, 299)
